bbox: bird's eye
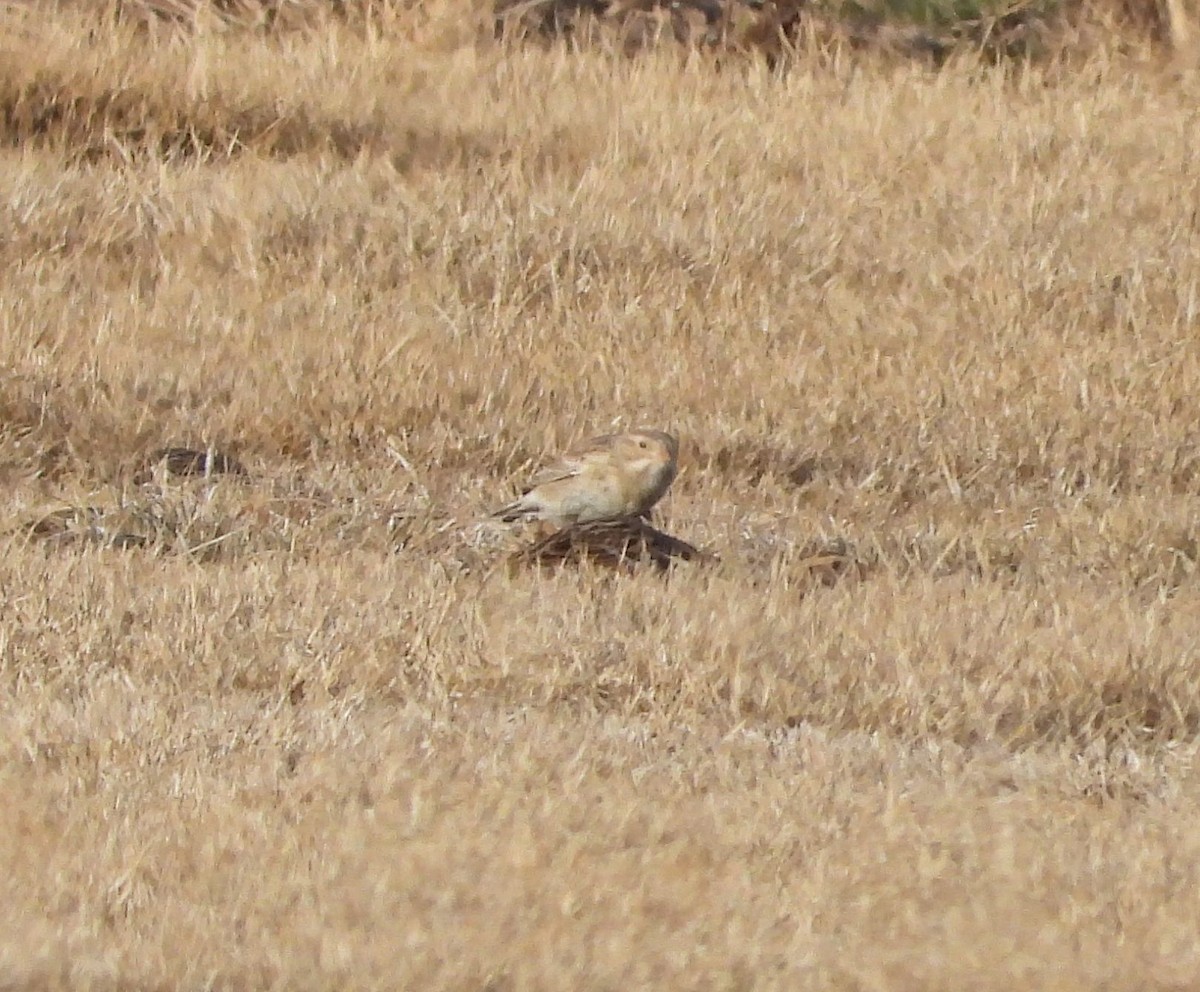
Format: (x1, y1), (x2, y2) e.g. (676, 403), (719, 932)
(638, 440), (648, 449)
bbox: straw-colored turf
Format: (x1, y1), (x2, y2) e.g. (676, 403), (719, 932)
(3, 2), (1200, 988)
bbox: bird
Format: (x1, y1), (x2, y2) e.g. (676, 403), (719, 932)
(493, 428), (679, 530)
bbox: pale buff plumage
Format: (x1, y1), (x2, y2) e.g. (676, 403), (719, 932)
(493, 429), (679, 529)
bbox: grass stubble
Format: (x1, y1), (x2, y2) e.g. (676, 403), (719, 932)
(2, 0), (1200, 988)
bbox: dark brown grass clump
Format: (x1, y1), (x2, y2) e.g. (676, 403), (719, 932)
(509, 516), (713, 571)
(492, 0), (1196, 61)
(141, 445), (247, 479)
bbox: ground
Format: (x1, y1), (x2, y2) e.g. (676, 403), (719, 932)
(2, 2), (1200, 988)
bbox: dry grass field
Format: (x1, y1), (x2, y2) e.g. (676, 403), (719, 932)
(3, 0), (1200, 987)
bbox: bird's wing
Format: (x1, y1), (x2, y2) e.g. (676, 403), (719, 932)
(524, 454), (589, 491)
(522, 435), (614, 491)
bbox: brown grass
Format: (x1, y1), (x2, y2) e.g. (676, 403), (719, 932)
(3, 1), (1200, 988)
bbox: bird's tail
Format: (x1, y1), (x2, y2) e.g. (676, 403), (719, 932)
(492, 500), (533, 523)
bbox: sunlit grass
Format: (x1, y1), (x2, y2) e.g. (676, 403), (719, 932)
(1, 1), (1200, 988)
